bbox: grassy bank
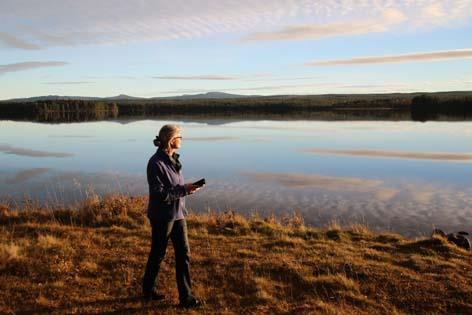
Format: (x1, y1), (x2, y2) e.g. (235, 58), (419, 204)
(0, 195), (471, 314)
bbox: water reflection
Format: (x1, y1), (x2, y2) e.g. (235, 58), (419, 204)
(306, 149), (472, 162)
(5, 168), (51, 184)
(0, 143), (74, 157)
(242, 172), (384, 191)
(1, 118), (471, 237)
(186, 136), (240, 141)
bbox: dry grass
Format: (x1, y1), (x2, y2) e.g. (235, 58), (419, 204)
(0, 243), (22, 264)
(0, 195), (471, 314)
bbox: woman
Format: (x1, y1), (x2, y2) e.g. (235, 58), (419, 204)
(142, 124), (202, 308)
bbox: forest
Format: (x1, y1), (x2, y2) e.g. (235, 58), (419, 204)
(0, 92), (471, 122)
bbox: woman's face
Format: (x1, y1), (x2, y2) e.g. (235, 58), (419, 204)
(170, 133), (182, 150)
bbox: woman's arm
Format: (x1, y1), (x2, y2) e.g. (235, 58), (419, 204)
(148, 161), (187, 202)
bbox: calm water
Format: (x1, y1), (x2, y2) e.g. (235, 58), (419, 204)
(1, 118), (472, 237)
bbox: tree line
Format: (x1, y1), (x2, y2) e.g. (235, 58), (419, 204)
(411, 95), (472, 121)
(0, 94), (470, 122)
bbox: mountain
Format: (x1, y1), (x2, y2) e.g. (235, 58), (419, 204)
(165, 92), (252, 100)
(1, 92), (252, 102)
(105, 94), (143, 101)
(2, 95), (102, 102)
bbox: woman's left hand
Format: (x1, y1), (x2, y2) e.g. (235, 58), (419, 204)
(185, 184), (201, 195)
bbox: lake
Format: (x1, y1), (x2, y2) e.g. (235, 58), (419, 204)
(1, 118), (471, 237)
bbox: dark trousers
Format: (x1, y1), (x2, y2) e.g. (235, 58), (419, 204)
(142, 219), (193, 302)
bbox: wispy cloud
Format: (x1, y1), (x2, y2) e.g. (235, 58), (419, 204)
(0, 32), (40, 50)
(154, 73), (276, 82)
(0, 61), (67, 75)
(83, 75), (136, 80)
(305, 149), (472, 162)
(244, 75), (320, 82)
(160, 81), (411, 95)
(153, 75), (240, 80)
(2, 1), (472, 49)
(43, 81), (93, 85)
(0, 144), (73, 158)
(414, 3), (468, 28)
(243, 8), (406, 41)
(306, 49), (472, 66)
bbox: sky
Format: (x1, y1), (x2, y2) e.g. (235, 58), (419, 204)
(0, 0), (472, 99)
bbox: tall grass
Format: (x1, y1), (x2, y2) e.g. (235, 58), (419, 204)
(0, 194), (471, 314)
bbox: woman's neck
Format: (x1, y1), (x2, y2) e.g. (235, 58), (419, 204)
(164, 147), (175, 156)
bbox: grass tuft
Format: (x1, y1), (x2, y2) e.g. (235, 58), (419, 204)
(0, 242), (22, 265)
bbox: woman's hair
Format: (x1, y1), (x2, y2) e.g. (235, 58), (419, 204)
(154, 124), (181, 148)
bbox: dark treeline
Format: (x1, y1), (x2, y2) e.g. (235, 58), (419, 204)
(1, 92), (471, 122)
(411, 95), (472, 121)
(0, 100), (118, 122)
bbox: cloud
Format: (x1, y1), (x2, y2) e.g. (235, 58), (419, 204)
(154, 73), (277, 82)
(5, 168), (51, 184)
(2, 1), (472, 49)
(43, 81), (93, 85)
(153, 75), (240, 80)
(244, 75), (320, 82)
(0, 61), (67, 75)
(306, 49), (472, 66)
(160, 81), (411, 95)
(305, 149), (472, 163)
(243, 8), (406, 41)
(414, 3), (465, 28)
(81, 75), (137, 80)
(0, 32), (40, 50)
(0, 144), (74, 158)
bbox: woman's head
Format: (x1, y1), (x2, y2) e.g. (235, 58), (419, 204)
(154, 124), (182, 150)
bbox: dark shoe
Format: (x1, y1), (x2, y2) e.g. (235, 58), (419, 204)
(143, 290), (165, 301)
(179, 297), (202, 308)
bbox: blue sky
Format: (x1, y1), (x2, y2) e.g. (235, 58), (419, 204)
(1, 0), (472, 99)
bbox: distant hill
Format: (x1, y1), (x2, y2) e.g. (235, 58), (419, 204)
(165, 92), (254, 100)
(106, 94), (143, 101)
(3, 90), (472, 103)
(2, 92), (254, 102)
(2, 95), (102, 102)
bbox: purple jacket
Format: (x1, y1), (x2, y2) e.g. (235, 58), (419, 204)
(146, 148), (187, 221)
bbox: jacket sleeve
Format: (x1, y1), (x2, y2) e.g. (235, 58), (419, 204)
(148, 160), (187, 202)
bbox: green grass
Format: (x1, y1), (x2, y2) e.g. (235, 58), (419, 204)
(0, 195), (471, 314)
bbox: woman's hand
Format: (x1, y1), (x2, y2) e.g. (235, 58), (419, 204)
(184, 183), (201, 195)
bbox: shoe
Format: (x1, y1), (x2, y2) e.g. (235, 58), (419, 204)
(142, 290), (165, 301)
(179, 297), (202, 308)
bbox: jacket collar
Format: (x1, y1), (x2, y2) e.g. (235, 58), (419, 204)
(156, 148), (181, 171)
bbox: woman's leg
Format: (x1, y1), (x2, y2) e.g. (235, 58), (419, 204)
(142, 220), (174, 295)
(171, 219), (193, 302)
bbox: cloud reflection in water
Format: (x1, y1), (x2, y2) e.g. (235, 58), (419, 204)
(306, 149), (472, 163)
(5, 168), (51, 184)
(0, 144), (74, 158)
